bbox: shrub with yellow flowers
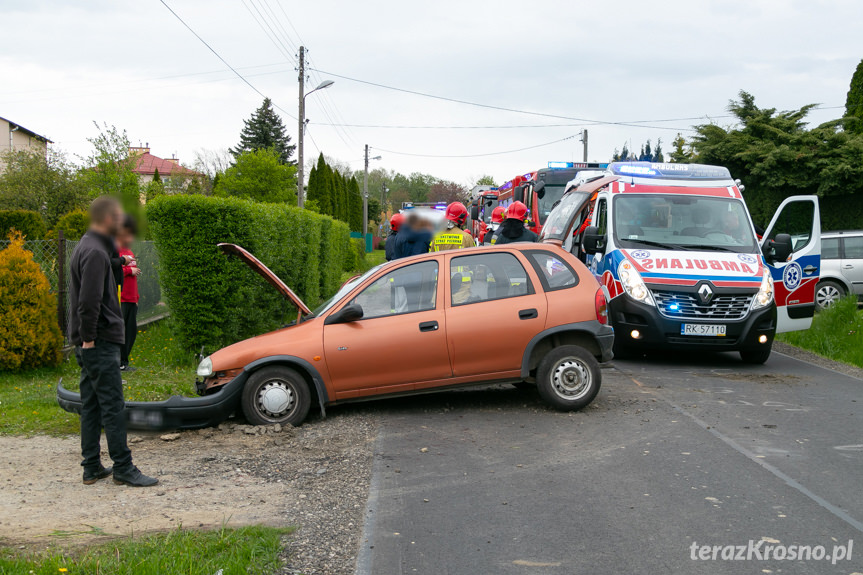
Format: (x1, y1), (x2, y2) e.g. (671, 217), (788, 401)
(0, 231), (63, 370)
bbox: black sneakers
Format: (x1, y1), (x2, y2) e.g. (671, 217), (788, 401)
(113, 466), (159, 487)
(83, 465), (113, 485)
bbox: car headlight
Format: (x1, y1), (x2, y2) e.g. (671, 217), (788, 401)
(196, 356), (213, 377)
(618, 259), (655, 306)
(752, 269), (774, 310)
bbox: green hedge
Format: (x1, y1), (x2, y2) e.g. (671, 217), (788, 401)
(147, 195), (353, 352)
(0, 210), (46, 240)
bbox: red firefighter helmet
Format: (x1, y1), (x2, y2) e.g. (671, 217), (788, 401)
(491, 206), (505, 224)
(445, 202), (468, 226)
(390, 212), (405, 232)
(507, 201), (529, 221)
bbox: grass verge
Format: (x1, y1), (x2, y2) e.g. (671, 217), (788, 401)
(0, 525), (293, 575)
(0, 321), (194, 436)
(777, 297), (863, 368)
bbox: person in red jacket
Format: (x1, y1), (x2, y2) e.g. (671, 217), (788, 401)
(117, 215), (141, 372)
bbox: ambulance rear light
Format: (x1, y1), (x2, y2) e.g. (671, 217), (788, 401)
(595, 288), (608, 325)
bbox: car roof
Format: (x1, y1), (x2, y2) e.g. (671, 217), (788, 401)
(822, 230), (863, 237)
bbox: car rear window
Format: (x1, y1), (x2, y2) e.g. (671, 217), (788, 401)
(524, 250), (580, 291)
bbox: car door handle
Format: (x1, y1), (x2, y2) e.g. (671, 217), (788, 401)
(803, 265), (818, 274)
(419, 321), (439, 332)
(519, 308), (538, 320)
(843, 264), (854, 269)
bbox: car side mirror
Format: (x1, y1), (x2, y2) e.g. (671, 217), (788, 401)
(470, 205), (479, 220)
(534, 181), (546, 199)
(582, 226), (606, 255)
(764, 233), (793, 263)
(324, 303), (364, 325)
(514, 185), (525, 203)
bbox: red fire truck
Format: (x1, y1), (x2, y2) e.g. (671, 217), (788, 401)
(495, 162), (609, 236)
(468, 188), (500, 243)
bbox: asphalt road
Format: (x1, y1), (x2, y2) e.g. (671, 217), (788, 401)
(354, 351), (863, 574)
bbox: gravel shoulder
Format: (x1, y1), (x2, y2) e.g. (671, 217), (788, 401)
(0, 411), (377, 575)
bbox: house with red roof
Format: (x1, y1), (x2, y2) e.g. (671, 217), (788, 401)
(129, 144), (201, 185)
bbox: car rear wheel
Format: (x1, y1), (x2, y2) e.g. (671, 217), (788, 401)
(242, 366), (311, 426)
(536, 346), (601, 411)
(740, 344), (772, 365)
(815, 280), (845, 311)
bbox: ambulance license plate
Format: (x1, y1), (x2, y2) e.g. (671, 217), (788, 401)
(681, 324), (726, 336)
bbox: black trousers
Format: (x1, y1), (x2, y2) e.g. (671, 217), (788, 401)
(75, 341), (132, 473)
(121, 302), (137, 366)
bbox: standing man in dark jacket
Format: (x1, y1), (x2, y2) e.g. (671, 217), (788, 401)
(69, 196), (158, 488)
(385, 213), (405, 261)
(492, 201), (538, 245)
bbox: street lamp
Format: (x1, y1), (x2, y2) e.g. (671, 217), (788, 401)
(297, 78), (334, 208)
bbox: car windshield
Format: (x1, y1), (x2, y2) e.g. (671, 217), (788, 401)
(309, 263), (385, 317)
(612, 194), (758, 253)
(536, 184), (567, 224)
(480, 197), (499, 223)
(538, 191), (590, 242)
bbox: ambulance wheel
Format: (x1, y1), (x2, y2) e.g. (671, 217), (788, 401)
(740, 345), (772, 365)
(242, 366), (311, 426)
(536, 346), (601, 411)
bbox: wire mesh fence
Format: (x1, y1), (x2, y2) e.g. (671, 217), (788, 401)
(0, 237), (166, 343)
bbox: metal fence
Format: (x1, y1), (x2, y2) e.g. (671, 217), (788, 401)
(0, 237), (165, 343)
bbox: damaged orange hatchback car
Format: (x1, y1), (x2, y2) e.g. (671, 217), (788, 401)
(59, 243), (614, 428)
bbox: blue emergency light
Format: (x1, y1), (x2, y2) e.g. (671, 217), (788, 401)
(609, 162), (732, 180)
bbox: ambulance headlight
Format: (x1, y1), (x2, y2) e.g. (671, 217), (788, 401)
(752, 270), (774, 310)
(618, 259), (655, 306)
(196, 356), (213, 377)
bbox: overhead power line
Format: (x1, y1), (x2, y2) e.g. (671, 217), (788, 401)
(158, 0), (297, 120)
(373, 134), (581, 159)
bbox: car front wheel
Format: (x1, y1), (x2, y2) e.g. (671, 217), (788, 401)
(242, 366), (311, 426)
(536, 346), (601, 411)
(815, 280), (845, 311)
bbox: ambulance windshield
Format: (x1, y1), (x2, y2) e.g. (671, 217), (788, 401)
(612, 194), (758, 254)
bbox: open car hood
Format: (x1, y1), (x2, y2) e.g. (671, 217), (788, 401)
(218, 243), (311, 315)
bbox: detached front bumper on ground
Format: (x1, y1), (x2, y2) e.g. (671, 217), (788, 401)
(56, 373), (246, 431)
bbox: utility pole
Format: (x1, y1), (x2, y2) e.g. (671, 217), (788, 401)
(362, 144), (369, 237)
(297, 46), (306, 208)
(582, 129), (589, 163)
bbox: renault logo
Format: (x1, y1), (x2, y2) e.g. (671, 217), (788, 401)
(697, 283), (714, 305)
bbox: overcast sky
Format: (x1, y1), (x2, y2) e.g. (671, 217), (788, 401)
(2, 0), (861, 186)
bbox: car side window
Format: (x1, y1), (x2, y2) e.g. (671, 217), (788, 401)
(822, 237), (841, 260)
(350, 261), (438, 319)
(595, 198), (608, 235)
(450, 252), (533, 306)
(525, 250), (580, 291)
(844, 236), (863, 259)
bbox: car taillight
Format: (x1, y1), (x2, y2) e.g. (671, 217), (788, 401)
(595, 288), (608, 325)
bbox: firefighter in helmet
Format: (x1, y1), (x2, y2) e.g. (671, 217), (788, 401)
(491, 201), (538, 244)
(431, 202), (474, 252)
(483, 206), (506, 245)
(385, 212), (405, 261)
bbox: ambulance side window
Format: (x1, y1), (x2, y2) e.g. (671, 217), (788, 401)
(595, 199), (608, 236)
(766, 201), (815, 252)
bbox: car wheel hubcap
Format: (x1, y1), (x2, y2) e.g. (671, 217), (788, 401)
(258, 380), (294, 417)
(551, 358), (591, 400)
(817, 285), (841, 308)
